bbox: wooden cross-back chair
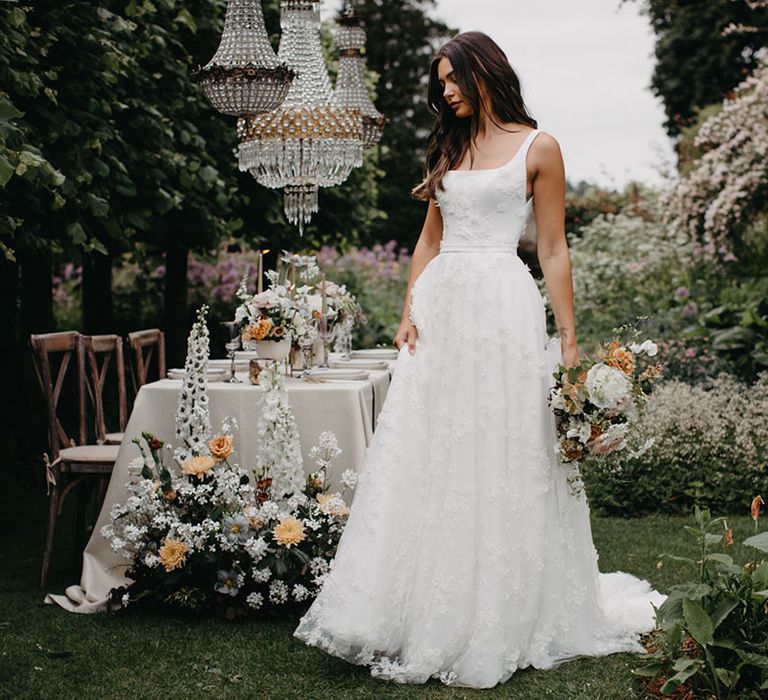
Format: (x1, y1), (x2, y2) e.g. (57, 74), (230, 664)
(29, 331), (119, 587)
(127, 328), (166, 392)
(83, 334), (127, 446)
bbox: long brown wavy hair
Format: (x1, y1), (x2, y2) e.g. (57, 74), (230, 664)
(412, 32), (538, 202)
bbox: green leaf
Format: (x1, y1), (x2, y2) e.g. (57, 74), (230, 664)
(743, 532), (768, 553)
(711, 326), (755, 351)
(66, 222), (86, 246)
(0, 155), (14, 188)
(683, 598), (714, 646)
(735, 650), (768, 669)
(0, 98), (24, 123)
(660, 659), (702, 694)
(710, 596), (738, 630)
(84, 193), (109, 217)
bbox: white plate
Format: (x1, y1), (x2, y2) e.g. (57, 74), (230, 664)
(208, 358), (250, 370)
(330, 359), (388, 370)
(305, 368), (369, 380)
(167, 368), (228, 382)
(350, 348), (398, 360)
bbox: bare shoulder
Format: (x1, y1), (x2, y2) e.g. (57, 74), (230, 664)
(529, 130), (564, 173)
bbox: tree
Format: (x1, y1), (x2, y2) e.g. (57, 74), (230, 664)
(623, 0), (768, 140)
(351, 0), (455, 248)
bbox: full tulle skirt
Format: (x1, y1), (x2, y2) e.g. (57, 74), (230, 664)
(292, 252), (666, 688)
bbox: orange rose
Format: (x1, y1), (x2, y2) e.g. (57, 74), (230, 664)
(606, 347), (634, 376)
(208, 434), (233, 461)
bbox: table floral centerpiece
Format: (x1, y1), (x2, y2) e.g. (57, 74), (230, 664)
(548, 327), (664, 497)
(234, 271), (299, 361)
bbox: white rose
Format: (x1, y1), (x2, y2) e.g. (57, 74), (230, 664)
(585, 363), (631, 409)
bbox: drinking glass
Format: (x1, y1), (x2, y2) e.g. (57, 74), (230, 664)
(220, 321), (243, 384)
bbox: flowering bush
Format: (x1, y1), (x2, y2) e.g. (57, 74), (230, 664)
(581, 373), (768, 515)
(549, 330), (663, 496)
(557, 208), (693, 347)
(660, 49), (768, 261)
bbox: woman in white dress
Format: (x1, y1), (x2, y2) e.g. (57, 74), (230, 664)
(293, 31), (666, 688)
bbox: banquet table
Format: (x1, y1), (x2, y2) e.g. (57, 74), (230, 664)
(45, 351), (398, 613)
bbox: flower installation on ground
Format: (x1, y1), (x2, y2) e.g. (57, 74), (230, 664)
(102, 306), (357, 616)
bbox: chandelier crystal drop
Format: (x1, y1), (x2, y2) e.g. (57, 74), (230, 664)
(332, 8), (386, 150)
(195, 0), (294, 116)
(236, 0), (364, 234)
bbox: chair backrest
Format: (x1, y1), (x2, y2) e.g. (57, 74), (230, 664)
(29, 331), (86, 460)
(127, 328), (166, 391)
(83, 334), (127, 443)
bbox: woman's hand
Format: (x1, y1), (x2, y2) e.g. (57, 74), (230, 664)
(393, 317), (418, 355)
(562, 342), (580, 369)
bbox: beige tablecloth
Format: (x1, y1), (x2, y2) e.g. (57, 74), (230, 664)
(45, 353), (396, 613)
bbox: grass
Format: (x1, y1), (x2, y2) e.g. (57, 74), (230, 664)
(0, 471), (757, 700)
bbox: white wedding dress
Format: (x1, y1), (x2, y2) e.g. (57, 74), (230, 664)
(293, 128), (667, 688)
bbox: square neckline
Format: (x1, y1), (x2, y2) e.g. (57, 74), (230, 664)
(446, 128), (538, 174)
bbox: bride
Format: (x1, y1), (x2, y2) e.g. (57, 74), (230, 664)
(293, 31), (666, 688)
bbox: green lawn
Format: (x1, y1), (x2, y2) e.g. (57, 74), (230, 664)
(0, 473), (756, 700)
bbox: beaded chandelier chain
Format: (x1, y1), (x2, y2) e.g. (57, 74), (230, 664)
(195, 0), (295, 116)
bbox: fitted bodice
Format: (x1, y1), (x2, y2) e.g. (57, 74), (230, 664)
(436, 129), (541, 253)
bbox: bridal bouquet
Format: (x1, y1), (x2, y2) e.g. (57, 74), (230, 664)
(548, 333), (663, 496)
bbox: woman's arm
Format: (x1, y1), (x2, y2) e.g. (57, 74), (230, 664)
(393, 197), (444, 354)
(528, 133), (579, 368)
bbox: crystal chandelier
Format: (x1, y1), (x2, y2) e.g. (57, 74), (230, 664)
(236, 0), (365, 234)
(332, 6), (386, 150)
(195, 0), (294, 116)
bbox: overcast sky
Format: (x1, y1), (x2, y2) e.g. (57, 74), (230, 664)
(320, 0), (675, 190)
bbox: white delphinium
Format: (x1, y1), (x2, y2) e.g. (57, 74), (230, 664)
(174, 305), (212, 463)
(254, 363), (305, 502)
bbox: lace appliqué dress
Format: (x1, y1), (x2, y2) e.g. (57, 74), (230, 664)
(292, 128), (667, 689)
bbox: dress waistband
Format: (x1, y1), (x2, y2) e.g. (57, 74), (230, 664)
(439, 242), (519, 254)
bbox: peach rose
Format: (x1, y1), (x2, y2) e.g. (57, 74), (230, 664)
(208, 435), (233, 462)
(607, 346), (635, 376)
(181, 455), (216, 480)
(751, 495), (765, 521)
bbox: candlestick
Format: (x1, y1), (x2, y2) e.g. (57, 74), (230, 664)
(257, 250), (263, 294)
(289, 256), (296, 300)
